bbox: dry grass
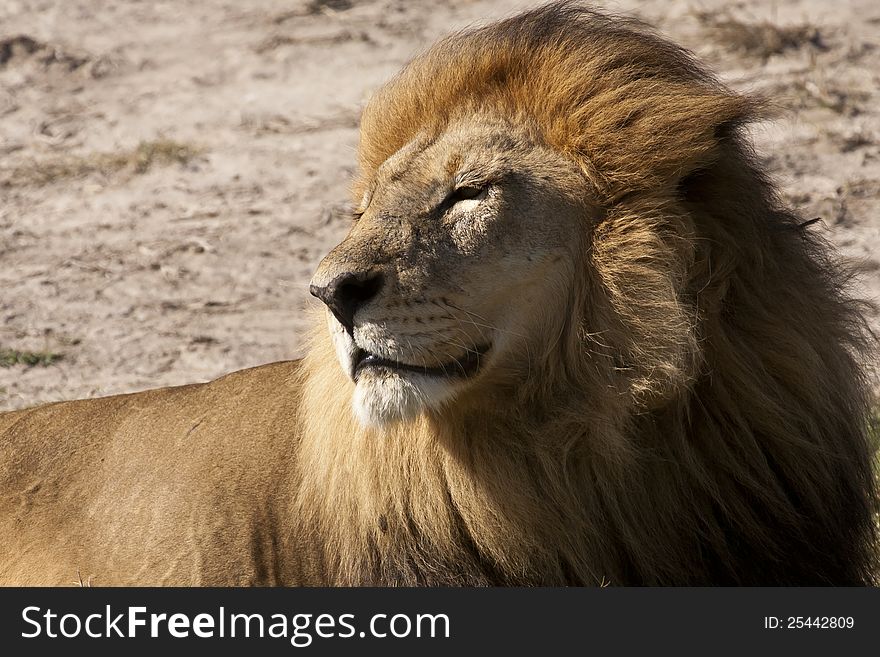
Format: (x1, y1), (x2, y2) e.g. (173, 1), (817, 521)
(0, 139), (201, 187)
(0, 34), (88, 70)
(694, 11), (826, 60)
(789, 79), (869, 116)
(0, 348), (63, 368)
(271, 0), (352, 23)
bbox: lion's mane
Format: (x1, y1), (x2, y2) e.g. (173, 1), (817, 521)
(295, 2), (878, 585)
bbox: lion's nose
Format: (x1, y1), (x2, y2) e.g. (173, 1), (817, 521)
(309, 271), (384, 332)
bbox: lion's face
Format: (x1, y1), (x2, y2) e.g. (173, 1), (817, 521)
(311, 120), (589, 426)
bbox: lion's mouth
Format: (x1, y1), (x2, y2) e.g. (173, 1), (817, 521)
(352, 344), (490, 381)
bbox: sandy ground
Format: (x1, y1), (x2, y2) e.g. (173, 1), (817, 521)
(1, 0), (878, 411)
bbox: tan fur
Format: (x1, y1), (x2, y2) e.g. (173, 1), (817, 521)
(1, 2), (877, 585)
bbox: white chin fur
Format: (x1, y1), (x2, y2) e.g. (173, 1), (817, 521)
(352, 370), (457, 428)
(326, 313), (461, 427)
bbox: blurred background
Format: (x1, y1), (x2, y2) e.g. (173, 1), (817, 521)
(1, 0), (878, 411)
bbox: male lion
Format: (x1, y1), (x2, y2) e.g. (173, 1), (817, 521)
(1, 3), (877, 586)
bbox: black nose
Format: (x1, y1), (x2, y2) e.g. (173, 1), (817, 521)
(310, 271), (384, 332)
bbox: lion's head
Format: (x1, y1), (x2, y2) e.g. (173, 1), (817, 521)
(310, 118), (586, 426)
(301, 3), (878, 585)
(309, 4), (760, 428)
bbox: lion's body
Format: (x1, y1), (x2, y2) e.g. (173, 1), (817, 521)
(2, 3), (878, 585)
(0, 363), (305, 585)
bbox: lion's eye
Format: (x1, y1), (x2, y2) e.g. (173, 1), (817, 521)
(449, 185), (487, 204)
(352, 191), (372, 221)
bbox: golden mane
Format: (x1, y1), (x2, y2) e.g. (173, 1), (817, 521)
(294, 2), (879, 585)
(357, 1), (759, 202)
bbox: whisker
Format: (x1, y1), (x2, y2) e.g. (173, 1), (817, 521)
(443, 334), (483, 358)
(435, 299), (528, 340)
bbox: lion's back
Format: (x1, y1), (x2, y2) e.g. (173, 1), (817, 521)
(0, 360), (305, 585)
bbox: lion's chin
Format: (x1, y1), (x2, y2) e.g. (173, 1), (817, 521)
(351, 370), (456, 428)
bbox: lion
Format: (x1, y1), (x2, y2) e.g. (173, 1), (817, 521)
(1, 2), (877, 586)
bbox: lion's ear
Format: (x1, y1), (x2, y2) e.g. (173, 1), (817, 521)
(562, 86), (764, 203)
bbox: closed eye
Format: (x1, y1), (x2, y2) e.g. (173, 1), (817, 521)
(449, 185), (487, 204)
(351, 189), (373, 221)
